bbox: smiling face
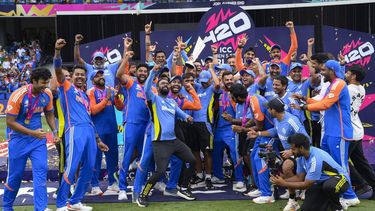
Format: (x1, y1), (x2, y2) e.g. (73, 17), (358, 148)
(272, 79), (286, 96)
(222, 74), (234, 90)
(290, 67), (302, 82)
(93, 72), (105, 87)
(321, 66), (333, 83)
(170, 79), (182, 94)
(241, 72), (254, 87)
(32, 78), (50, 94)
(269, 64), (281, 79)
(270, 48), (281, 60)
(157, 79), (170, 96)
(72, 68), (87, 89)
(155, 52), (166, 65)
(136, 66), (149, 84)
(93, 57), (105, 69)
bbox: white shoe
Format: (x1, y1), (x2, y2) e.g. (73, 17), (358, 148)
(280, 189), (290, 199)
(252, 195), (275, 204)
(340, 197), (360, 210)
(44, 209), (53, 211)
(90, 186), (103, 195)
(283, 199), (300, 211)
(67, 203), (92, 211)
(70, 185), (75, 195)
(52, 193), (57, 200)
(233, 181), (246, 192)
(107, 183), (120, 192)
(297, 189), (305, 200)
(118, 190), (128, 200)
(211, 176), (225, 184)
(154, 182), (166, 192)
(248, 189), (261, 197)
(56, 207), (68, 211)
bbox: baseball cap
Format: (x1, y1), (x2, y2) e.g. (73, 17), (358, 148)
(324, 60), (344, 79)
(199, 70), (212, 83)
(204, 56), (213, 63)
(185, 61), (196, 69)
(158, 66), (170, 78)
(93, 52), (106, 59)
(214, 63), (232, 72)
(170, 75), (182, 82)
(289, 62), (303, 73)
(263, 97), (286, 112)
(240, 69), (256, 78)
(270, 44), (281, 52)
(270, 60), (281, 68)
(90, 69), (104, 80)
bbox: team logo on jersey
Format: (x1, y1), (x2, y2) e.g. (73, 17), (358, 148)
(328, 93), (335, 99)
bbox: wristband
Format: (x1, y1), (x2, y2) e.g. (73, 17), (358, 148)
(53, 129), (58, 134)
(53, 57), (62, 69)
(258, 131), (261, 137)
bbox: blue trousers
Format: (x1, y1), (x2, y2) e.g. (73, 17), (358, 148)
(56, 124), (97, 208)
(91, 133), (118, 187)
(321, 135), (357, 199)
(250, 137), (273, 197)
(3, 138), (48, 211)
(119, 122), (147, 191)
(213, 129), (243, 182)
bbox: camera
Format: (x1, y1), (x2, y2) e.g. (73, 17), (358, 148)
(258, 142), (283, 176)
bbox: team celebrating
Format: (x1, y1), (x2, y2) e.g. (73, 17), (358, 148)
(4, 20), (375, 211)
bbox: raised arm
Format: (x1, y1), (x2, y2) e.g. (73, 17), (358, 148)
(74, 34), (85, 65)
(116, 37), (133, 84)
(145, 64), (160, 100)
(307, 38), (314, 59)
(235, 36), (247, 71)
(282, 21), (298, 66)
(54, 39), (67, 84)
(181, 83), (202, 110)
(145, 21), (153, 62)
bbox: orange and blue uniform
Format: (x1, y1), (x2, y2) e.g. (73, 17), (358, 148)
(55, 78), (98, 208)
(4, 85), (53, 211)
(306, 78), (356, 199)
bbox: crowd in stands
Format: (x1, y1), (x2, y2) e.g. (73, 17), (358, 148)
(0, 40), (41, 99)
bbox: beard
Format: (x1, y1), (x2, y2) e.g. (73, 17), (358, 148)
(137, 75), (146, 84)
(159, 87), (169, 96)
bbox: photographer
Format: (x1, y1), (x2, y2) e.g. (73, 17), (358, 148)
(248, 97), (309, 211)
(271, 133), (350, 211)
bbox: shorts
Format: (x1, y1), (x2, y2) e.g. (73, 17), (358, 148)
(192, 122), (213, 151)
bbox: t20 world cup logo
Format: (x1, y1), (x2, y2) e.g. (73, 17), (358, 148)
(192, 5), (255, 63)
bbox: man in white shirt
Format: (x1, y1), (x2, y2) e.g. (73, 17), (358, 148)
(345, 64), (375, 200)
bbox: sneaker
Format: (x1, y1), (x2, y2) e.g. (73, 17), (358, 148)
(118, 190), (128, 200)
(297, 190), (305, 200)
(252, 195), (275, 204)
(211, 176), (225, 184)
(56, 207), (68, 211)
(53, 192), (58, 200)
(67, 203), (92, 211)
(191, 176), (205, 185)
(242, 185), (257, 196)
(283, 199), (300, 211)
(205, 178), (215, 190)
(233, 181), (246, 192)
(341, 197), (360, 209)
(340, 198), (349, 210)
(90, 186), (103, 196)
(177, 188), (196, 201)
(107, 183), (120, 192)
(132, 192), (140, 204)
(136, 195), (149, 208)
(280, 189), (290, 199)
(248, 189), (262, 198)
(355, 184), (372, 196)
(154, 182), (166, 192)
(44, 209), (53, 211)
(163, 188), (178, 197)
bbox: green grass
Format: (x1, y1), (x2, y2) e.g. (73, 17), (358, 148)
(0, 117), (50, 142)
(12, 200), (375, 211)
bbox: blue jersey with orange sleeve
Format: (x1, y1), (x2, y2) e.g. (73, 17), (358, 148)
(58, 79), (92, 128)
(249, 94), (274, 130)
(122, 78), (150, 124)
(87, 86), (118, 135)
(6, 85), (53, 139)
(306, 79), (353, 140)
(192, 83), (215, 124)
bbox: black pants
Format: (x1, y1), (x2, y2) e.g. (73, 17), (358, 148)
(303, 120), (321, 148)
(348, 140), (375, 187)
(141, 139), (196, 196)
(301, 175), (349, 211)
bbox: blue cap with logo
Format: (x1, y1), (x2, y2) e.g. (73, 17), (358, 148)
(199, 70), (212, 83)
(240, 69), (256, 78)
(90, 69), (104, 80)
(214, 63), (232, 72)
(93, 52), (106, 59)
(324, 60), (345, 79)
